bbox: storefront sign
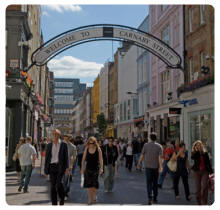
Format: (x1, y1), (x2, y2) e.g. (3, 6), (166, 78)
(9, 59), (19, 68)
(32, 25), (181, 68)
(179, 98), (198, 107)
(169, 107), (182, 114)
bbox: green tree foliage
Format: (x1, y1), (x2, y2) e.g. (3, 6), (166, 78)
(96, 113), (107, 136)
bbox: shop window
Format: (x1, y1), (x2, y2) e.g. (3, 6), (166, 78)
(189, 111), (213, 161)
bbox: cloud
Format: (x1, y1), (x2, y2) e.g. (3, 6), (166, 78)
(43, 5), (82, 13)
(47, 56), (103, 81)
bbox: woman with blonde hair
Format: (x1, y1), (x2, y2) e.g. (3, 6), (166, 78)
(81, 136), (103, 205)
(191, 140), (213, 205)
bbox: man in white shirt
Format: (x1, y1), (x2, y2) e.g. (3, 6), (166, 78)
(44, 129), (69, 205)
(17, 136), (36, 193)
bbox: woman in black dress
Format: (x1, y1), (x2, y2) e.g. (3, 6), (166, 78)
(81, 137), (103, 205)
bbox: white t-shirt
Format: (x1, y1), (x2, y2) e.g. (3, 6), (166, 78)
(126, 146), (133, 156)
(18, 143), (36, 166)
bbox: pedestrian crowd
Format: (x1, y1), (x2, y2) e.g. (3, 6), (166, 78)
(13, 129), (214, 205)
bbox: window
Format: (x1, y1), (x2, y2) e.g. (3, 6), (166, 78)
(143, 59), (147, 82)
(200, 5), (205, 25)
(173, 23), (179, 47)
(127, 100), (130, 120)
(161, 25), (170, 45)
(161, 5), (168, 11)
(200, 51), (206, 68)
(124, 101), (127, 121)
(161, 70), (170, 104)
(189, 8), (193, 33)
(120, 103), (123, 121)
(189, 57), (194, 82)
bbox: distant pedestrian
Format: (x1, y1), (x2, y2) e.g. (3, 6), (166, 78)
(132, 137), (139, 168)
(191, 140), (213, 205)
(76, 138), (85, 169)
(137, 133), (163, 205)
(125, 140), (133, 171)
(17, 136), (36, 193)
(171, 142), (192, 201)
(158, 140), (175, 189)
(81, 136), (103, 205)
(102, 137), (118, 193)
(13, 137), (25, 182)
(63, 134), (77, 200)
(113, 138), (120, 177)
(40, 137), (48, 177)
(44, 129), (69, 205)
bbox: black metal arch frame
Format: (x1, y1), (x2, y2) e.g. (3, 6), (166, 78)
(28, 24), (183, 72)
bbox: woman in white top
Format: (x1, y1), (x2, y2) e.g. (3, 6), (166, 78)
(126, 141), (133, 172)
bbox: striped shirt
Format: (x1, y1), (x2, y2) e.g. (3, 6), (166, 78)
(141, 141), (163, 169)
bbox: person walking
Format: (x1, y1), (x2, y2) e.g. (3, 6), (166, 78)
(125, 140), (133, 172)
(113, 138), (120, 177)
(76, 138), (85, 170)
(44, 129), (69, 205)
(136, 136), (144, 171)
(171, 142), (192, 201)
(158, 140), (175, 189)
(102, 137), (118, 193)
(132, 137), (139, 169)
(137, 133), (163, 205)
(13, 137), (25, 182)
(63, 134), (77, 200)
(191, 140), (213, 205)
(40, 137), (48, 177)
(81, 136), (103, 205)
(17, 136), (37, 193)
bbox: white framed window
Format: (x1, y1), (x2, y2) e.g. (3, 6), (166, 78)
(200, 5), (206, 25)
(189, 8), (193, 33)
(161, 25), (170, 45)
(161, 70), (170, 104)
(189, 57), (194, 82)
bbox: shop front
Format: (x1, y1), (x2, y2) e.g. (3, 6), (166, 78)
(181, 84), (214, 164)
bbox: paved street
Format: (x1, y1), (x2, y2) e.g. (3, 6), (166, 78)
(6, 158), (214, 206)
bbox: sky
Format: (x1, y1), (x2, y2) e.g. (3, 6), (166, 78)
(41, 5), (149, 86)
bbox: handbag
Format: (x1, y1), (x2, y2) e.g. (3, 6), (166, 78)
(167, 159), (177, 172)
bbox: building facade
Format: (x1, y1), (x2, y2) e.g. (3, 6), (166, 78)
(6, 5), (43, 168)
(179, 5), (214, 162)
(136, 15), (150, 139)
(115, 43), (138, 139)
(53, 78), (86, 135)
(91, 75), (100, 134)
(148, 5), (184, 143)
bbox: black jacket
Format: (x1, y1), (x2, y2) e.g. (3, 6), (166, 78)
(102, 144), (118, 166)
(191, 151), (213, 174)
(44, 141), (69, 175)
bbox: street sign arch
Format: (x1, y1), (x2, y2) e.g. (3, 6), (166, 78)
(30, 24), (182, 71)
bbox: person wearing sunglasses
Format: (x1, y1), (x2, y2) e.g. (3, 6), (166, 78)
(81, 136), (103, 205)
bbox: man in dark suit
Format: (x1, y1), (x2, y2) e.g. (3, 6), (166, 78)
(44, 129), (69, 205)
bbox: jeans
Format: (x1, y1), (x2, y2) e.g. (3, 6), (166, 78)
(63, 174), (70, 196)
(145, 168), (159, 200)
(158, 160), (174, 186)
(71, 159), (77, 176)
(19, 165), (33, 191)
(104, 165), (115, 192)
(133, 153), (141, 167)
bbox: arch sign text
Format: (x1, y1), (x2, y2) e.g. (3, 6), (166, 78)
(31, 24), (182, 70)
